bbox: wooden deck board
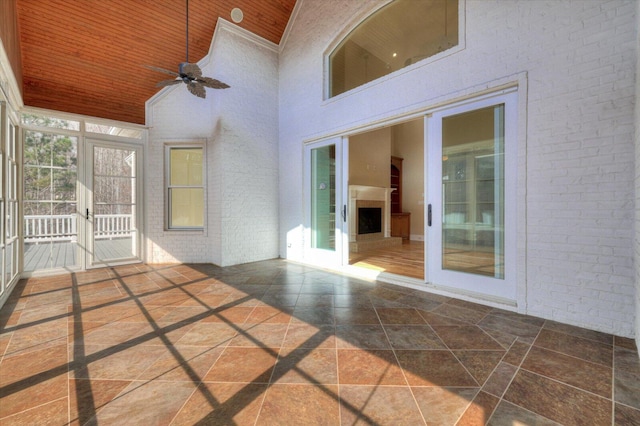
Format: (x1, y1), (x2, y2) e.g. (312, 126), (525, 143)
(25, 238), (135, 271)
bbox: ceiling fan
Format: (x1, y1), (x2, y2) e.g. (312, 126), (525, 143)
(147, 0), (229, 98)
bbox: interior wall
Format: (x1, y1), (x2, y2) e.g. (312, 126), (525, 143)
(392, 119), (424, 239)
(349, 127), (391, 188)
(279, 0), (637, 337)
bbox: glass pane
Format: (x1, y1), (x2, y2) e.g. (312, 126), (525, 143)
(94, 237), (135, 261)
(22, 113), (80, 130)
(311, 145), (336, 250)
(93, 147), (134, 176)
(53, 168), (77, 201)
(92, 146), (138, 262)
(94, 203), (132, 216)
(330, 0), (458, 97)
(170, 148), (203, 186)
(170, 188), (204, 227)
(94, 176), (133, 204)
(25, 167), (49, 201)
(24, 131), (52, 166)
(442, 104), (505, 278)
(86, 122), (143, 139)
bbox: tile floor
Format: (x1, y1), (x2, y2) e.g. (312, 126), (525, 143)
(0, 260), (639, 425)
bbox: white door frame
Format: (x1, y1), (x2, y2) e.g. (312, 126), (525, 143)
(426, 91), (518, 303)
(84, 138), (143, 268)
(303, 136), (349, 268)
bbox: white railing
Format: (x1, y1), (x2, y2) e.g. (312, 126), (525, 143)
(24, 215), (77, 242)
(94, 214), (132, 240)
(24, 214), (133, 243)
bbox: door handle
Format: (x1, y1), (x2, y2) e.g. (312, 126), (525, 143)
(342, 205), (347, 222)
(428, 204), (432, 227)
(86, 208), (90, 220)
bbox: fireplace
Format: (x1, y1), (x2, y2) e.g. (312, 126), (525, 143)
(358, 207), (382, 235)
(355, 199), (385, 241)
(348, 185), (402, 252)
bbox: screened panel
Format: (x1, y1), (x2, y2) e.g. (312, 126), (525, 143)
(23, 130), (79, 271)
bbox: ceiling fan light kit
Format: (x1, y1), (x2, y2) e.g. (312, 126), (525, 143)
(147, 0), (230, 99)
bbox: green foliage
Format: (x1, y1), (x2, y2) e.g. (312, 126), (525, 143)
(23, 130), (77, 215)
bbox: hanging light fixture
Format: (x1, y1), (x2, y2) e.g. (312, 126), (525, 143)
(146, 0), (230, 98)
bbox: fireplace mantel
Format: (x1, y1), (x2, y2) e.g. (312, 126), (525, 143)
(348, 185), (393, 242)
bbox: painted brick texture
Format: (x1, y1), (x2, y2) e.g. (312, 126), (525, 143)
(146, 22), (279, 267)
(279, 1), (637, 336)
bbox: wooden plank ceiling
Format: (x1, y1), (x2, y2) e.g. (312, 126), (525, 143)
(16, 0), (297, 125)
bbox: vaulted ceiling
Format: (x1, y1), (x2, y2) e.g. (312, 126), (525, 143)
(15, 0), (297, 125)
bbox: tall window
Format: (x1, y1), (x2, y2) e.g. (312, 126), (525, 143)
(166, 146), (204, 229)
(329, 0), (459, 97)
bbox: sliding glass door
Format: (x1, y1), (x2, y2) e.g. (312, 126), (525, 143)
(304, 137), (348, 266)
(428, 92), (517, 301)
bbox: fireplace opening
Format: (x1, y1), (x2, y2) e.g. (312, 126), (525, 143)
(358, 207), (382, 235)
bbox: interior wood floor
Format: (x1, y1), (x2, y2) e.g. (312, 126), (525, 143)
(349, 240), (425, 280)
(349, 241), (503, 280)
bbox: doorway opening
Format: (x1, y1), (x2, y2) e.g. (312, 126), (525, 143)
(347, 118), (425, 280)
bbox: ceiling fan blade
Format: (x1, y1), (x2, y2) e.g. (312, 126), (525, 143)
(146, 65), (179, 77)
(196, 77), (230, 89)
(180, 63), (202, 79)
(187, 82), (206, 98)
(156, 79), (183, 88)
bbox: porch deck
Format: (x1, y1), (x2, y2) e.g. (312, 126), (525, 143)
(24, 238), (134, 271)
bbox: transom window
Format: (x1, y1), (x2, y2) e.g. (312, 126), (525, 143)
(329, 0), (459, 97)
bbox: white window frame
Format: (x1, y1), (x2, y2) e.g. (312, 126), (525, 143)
(164, 143), (206, 231)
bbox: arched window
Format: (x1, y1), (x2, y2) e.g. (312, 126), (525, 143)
(329, 0), (459, 97)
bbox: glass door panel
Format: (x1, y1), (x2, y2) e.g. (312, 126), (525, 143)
(87, 142), (141, 266)
(441, 105), (504, 278)
(311, 145), (336, 251)
(305, 137), (346, 266)
(428, 92), (516, 301)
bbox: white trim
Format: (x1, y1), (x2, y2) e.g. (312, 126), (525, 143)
(85, 139), (145, 268)
(427, 91), (518, 302)
(213, 19), (278, 55)
(145, 18), (277, 123)
(22, 106), (147, 131)
(303, 137), (346, 266)
(303, 73), (524, 145)
(339, 264), (518, 311)
(164, 141), (207, 232)
(278, 0), (306, 52)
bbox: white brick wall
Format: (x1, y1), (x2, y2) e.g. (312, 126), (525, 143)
(634, 0), (640, 351)
(145, 20), (280, 267)
(279, 0), (637, 337)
